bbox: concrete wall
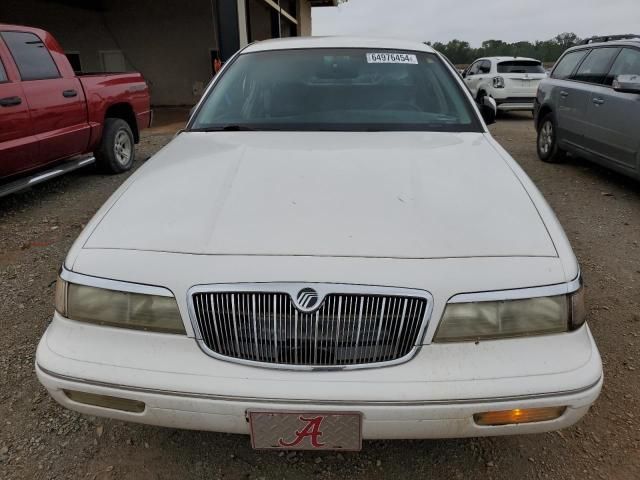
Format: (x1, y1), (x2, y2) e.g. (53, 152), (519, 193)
(1, 0), (219, 105)
(103, 0), (219, 105)
(1, 1), (119, 71)
(0, 0), (316, 105)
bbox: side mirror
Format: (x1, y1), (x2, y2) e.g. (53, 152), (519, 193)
(479, 96), (497, 125)
(613, 74), (640, 94)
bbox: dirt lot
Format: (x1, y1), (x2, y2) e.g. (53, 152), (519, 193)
(1, 112), (638, 480)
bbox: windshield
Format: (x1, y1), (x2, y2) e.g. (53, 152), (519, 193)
(190, 48), (481, 132)
(497, 60), (545, 74)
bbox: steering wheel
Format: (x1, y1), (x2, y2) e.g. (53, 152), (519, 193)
(379, 101), (422, 112)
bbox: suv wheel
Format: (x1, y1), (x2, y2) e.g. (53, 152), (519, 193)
(537, 113), (566, 163)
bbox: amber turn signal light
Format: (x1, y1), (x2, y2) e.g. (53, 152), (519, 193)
(474, 406), (566, 426)
(64, 390), (145, 413)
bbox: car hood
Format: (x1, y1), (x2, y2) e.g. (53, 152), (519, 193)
(84, 131), (557, 259)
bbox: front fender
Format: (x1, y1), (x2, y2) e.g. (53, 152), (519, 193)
(476, 79), (492, 98)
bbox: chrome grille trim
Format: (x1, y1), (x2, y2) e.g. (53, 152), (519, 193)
(187, 283), (433, 371)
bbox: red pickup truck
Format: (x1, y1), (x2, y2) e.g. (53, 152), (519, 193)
(0, 24), (151, 195)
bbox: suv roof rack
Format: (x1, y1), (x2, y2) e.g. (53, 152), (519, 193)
(580, 34), (640, 45)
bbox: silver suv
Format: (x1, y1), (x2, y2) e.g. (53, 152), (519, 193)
(534, 35), (640, 180)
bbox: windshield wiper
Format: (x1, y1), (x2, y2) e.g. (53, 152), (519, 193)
(190, 125), (258, 132)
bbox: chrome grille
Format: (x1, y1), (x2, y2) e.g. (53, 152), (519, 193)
(190, 287), (430, 369)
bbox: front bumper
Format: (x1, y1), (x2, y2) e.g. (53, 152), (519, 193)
(36, 314), (602, 440)
(37, 363), (600, 439)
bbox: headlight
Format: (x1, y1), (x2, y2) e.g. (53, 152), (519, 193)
(435, 283), (585, 342)
(55, 276), (185, 334)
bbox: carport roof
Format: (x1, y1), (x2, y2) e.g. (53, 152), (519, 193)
(310, 0), (342, 5)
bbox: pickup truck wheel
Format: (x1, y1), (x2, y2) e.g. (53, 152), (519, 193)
(95, 118), (135, 173)
(537, 113), (566, 163)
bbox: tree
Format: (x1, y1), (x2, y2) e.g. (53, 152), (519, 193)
(511, 41), (535, 58)
(427, 33), (582, 65)
(481, 40), (510, 56)
(555, 32), (581, 51)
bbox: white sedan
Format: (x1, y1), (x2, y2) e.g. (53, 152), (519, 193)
(37, 37), (602, 451)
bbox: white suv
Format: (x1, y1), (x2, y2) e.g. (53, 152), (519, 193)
(463, 57), (547, 112)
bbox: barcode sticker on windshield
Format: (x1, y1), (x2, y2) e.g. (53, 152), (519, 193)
(366, 53), (418, 64)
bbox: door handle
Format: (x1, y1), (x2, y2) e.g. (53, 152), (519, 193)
(592, 97), (605, 105)
(560, 91), (569, 98)
(0, 96), (22, 107)
(62, 89), (78, 98)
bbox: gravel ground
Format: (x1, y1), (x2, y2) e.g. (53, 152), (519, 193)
(1, 113), (638, 480)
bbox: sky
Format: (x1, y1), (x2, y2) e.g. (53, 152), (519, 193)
(312, 0), (640, 47)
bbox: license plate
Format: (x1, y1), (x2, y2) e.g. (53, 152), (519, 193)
(248, 411), (362, 451)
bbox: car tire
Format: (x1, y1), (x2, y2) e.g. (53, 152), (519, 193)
(95, 118), (136, 174)
(537, 113), (566, 163)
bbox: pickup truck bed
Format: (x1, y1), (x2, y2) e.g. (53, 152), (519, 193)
(0, 24), (151, 192)
(75, 72), (151, 156)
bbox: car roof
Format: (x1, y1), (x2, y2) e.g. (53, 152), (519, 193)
(485, 56), (541, 63)
(0, 24), (64, 57)
(0, 23), (49, 37)
(243, 36), (436, 54)
(566, 38), (640, 51)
